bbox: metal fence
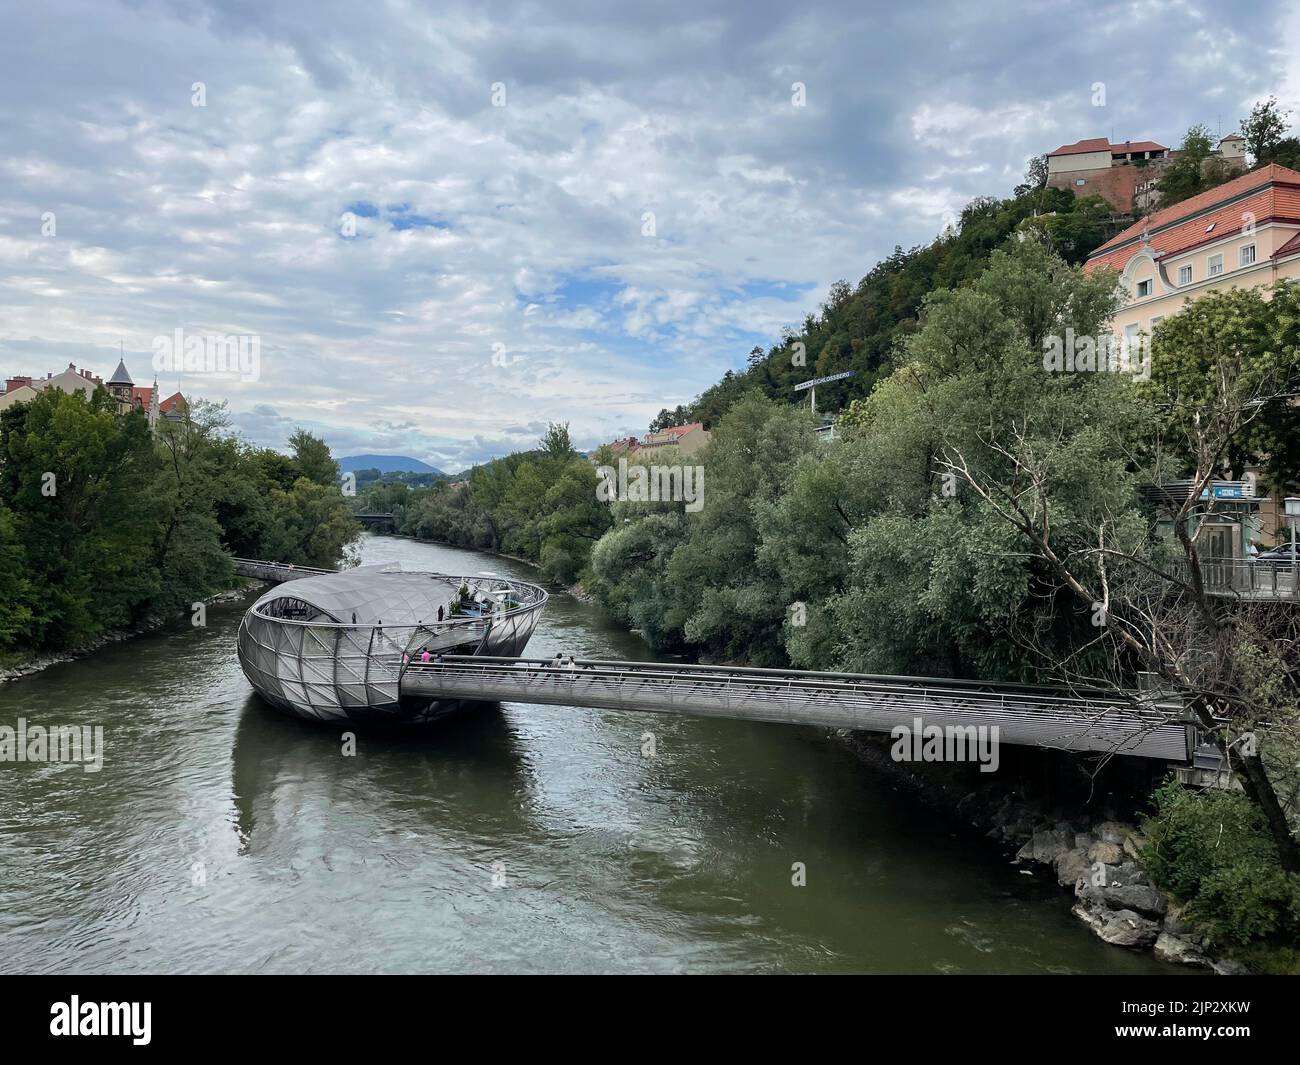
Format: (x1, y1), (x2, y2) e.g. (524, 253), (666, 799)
(1169, 558), (1300, 600)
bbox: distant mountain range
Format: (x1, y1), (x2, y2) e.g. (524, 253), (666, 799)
(339, 454), (444, 475)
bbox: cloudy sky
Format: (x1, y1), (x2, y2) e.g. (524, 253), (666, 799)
(1, 0), (1296, 471)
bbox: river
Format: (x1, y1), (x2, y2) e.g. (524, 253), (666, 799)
(0, 534), (1183, 973)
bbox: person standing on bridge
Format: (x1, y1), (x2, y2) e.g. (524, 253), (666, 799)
(420, 649), (431, 664)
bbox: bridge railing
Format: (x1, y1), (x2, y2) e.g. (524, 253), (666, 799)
(1166, 557), (1300, 600)
(400, 656), (1192, 761)
(231, 558), (337, 582)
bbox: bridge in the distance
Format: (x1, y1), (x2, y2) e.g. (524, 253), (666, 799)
(230, 558), (1193, 761)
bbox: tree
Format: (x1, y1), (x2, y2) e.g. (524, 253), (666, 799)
(819, 239), (1133, 679)
(0, 504), (33, 647)
(1145, 283), (1300, 492)
(0, 388), (160, 647)
(1156, 125), (1220, 208)
(929, 267), (1300, 874)
(1014, 154), (1049, 197)
(1242, 97), (1292, 165)
(288, 428), (339, 487)
(539, 422), (575, 460)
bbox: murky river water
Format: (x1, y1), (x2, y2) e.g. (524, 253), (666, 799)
(0, 535), (1183, 973)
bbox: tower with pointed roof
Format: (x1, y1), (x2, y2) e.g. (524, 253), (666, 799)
(107, 358), (134, 413)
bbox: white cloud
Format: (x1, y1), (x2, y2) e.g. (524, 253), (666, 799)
(0, 0), (1292, 469)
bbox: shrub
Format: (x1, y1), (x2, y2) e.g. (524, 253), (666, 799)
(1142, 781), (1300, 947)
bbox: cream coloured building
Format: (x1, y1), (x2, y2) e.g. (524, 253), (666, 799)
(1085, 163), (1300, 551)
(1085, 163), (1300, 340)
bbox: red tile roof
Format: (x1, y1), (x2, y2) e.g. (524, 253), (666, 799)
(1110, 140), (1168, 155)
(159, 392), (185, 413)
(1084, 163), (1300, 274)
(130, 386), (154, 407)
(657, 422), (703, 436)
(1273, 230), (1300, 259)
(1049, 137), (1110, 157)
(1049, 137), (1167, 158)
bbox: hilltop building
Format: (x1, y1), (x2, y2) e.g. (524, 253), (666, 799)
(1047, 134), (1245, 213)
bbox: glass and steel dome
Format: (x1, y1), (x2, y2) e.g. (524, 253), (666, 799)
(236, 564), (547, 723)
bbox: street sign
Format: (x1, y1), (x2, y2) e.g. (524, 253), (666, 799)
(793, 370), (855, 391)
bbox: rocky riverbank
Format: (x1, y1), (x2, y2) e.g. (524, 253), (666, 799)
(0, 583), (257, 686)
(836, 730), (1246, 974)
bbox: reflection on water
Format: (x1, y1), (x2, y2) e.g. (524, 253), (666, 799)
(0, 535), (1185, 973)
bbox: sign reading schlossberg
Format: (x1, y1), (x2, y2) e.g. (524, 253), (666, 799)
(793, 370), (855, 391)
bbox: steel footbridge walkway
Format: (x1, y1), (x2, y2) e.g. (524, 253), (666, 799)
(401, 656), (1192, 762)
(232, 559), (1192, 761)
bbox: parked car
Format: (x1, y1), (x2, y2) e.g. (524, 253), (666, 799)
(1253, 544), (1300, 566)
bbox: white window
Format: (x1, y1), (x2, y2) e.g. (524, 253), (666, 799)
(1136, 279), (1152, 297)
(1150, 316), (1164, 329)
(1208, 253), (1224, 277)
(1178, 264), (1193, 285)
(1239, 243), (1256, 266)
(1075, 178), (1085, 186)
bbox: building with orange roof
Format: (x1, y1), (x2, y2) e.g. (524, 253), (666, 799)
(1045, 134), (1245, 213)
(634, 422), (711, 458)
(1085, 163), (1300, 553)
(1083, 163), (1300, 339)
(0, 357), (185, 428)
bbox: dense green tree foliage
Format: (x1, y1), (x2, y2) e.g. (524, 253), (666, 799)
(1242, 97), (1292, 166)
(0, 388), (358, 655)
(1144, 783), (1300, 948)
(357, 423), (612, 586)
(1146, 282), (1300, 492)
(1155, 124), (1239, 208)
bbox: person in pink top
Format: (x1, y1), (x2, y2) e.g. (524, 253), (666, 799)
(420, 650), (431, 664)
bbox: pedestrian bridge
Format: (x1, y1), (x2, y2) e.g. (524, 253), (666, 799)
(233, 558), (336, 582)
(232, 557), (1193, 761)
(401, 656), (1192, 762)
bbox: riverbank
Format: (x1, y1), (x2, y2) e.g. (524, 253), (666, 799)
(834, 730), (1253, 973)
(0, 583), (258, 686)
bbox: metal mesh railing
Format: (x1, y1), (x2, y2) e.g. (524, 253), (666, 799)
(401, 656), (1191, 761)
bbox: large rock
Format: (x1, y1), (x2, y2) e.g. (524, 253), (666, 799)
(1163, 906), (1196, 938)
(1103, 883), (1167, 918)
(1088, 840), (1123, 865)
(1108, 861), (1151, 887)
(1026, 827), (1074, 864)
(1097, 908), (1161, 949)
(1154, 933), (1208, 967)
(1055, 847), (1092, 887)
(1095, 821), (1133, 845)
